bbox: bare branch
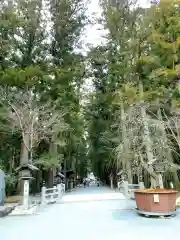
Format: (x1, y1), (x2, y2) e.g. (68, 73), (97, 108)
(7, 101), (30, 152)
(0, 87), (68, 161)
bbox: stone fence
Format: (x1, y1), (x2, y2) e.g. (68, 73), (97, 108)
(41, 183), (65, 204)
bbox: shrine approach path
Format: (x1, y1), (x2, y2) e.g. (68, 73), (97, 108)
(0, 185), (179, 240)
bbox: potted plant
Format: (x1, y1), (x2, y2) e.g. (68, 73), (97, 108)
(134, 160), (177, 216)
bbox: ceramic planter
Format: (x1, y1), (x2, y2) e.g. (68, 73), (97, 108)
(134, 189), (177, 216)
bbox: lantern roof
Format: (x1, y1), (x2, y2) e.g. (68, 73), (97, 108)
(16, 164), (39, 172)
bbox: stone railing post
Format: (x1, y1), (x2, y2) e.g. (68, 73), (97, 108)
(62, 183), (65, 192)
(70, 180), (73, 190)
(123, 181), (129, 198)
(139, 182), (145, 189)
(41, 186), (46, 205)
(170, 182), (174, 189)
(57, 184), (62, 199)
(117, 181), (120, 190)
(52, 186), (56, 202)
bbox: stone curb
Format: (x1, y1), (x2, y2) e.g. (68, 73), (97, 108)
(0, 203), (20, 218)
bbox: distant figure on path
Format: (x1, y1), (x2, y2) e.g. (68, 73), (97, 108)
(97, 179), (100, 187)
(83, 179), (86, 188)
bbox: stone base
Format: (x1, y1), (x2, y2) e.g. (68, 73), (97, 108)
(9, 204), (38, 216)
(136, 208), (176, 217)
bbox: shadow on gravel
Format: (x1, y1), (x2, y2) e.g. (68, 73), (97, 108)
(111, 208), (180, 227)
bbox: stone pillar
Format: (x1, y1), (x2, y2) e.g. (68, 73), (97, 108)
(41, 186), (46, 204)
(70, 180), (73, 189)
(23, 180), (29, 210)
(62, 183), (65, 192)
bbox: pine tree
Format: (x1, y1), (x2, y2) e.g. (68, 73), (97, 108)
(49, 0), (87, 183)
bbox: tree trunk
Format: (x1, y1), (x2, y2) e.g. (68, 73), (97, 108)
(120, 98), (132, 183)
(127, 161), (132, 184)
(139, 82), (156, 188)
(36, 170), (41, 193)
(20, 134), (29, 165)
(64, 158), (67, 190)
(47, 169), (54, 188)
(48, 140), (58, 187)
(157, 102), (173, 163)
(149, 165), (157, 188)
(157, 173), (163, 188)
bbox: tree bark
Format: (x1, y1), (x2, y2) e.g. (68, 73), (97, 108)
(157, 173), (163, 188)
(47, 169), (54, 188)
(47, 140), (57, 187)
(120, 98), (132, 183)
(157, 101), (173, 162)
(139, 82), (156, 188)
(20, 134), (29, 165)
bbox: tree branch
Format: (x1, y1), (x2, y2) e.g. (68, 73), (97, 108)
(7, 101), (30, 152)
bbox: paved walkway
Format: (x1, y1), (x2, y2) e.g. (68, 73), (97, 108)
(0, 186), (180, 240)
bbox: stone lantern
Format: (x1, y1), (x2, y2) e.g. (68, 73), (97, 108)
(16, 164), (38, 210)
